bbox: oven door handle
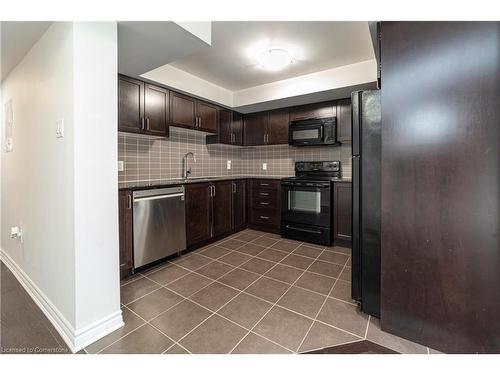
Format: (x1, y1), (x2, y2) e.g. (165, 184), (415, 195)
(285, 225), (322, 234)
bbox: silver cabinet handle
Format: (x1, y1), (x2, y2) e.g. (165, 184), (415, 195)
(141, 117), (145, 131)
(260, 202), (269, 205)
(146, 118), (150, 130)
(212, 185), (216, 196)
(127, 194), (132, 209)
(260, 192), (269, 196)
(232, 182), (236, 193)
(259, 216), (270, 219)
(259, 183), (269, 186)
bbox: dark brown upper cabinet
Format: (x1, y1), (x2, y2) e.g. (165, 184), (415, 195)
(118, 75), (144, 134)
(244, 109), (290, 146)
(267, 108), (290, 145)
(336, 98), (352, 143)
(207, 109), (244, 146)
(170, 91), (217, 134)
(118, 75), (169, 137)
(244, 112), (269, 146)
(289, 101), (336, 121)
(196, 102), (218, 133)
(144, 84), (169, 137)
(170, 92), (196, 129)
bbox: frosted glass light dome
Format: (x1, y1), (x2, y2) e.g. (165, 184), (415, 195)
(256, 48), (294, 71)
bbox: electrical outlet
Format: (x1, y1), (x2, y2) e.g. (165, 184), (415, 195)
(118, 161), (124, 172)
(262, 163), (267, 170)
(227, 160), (232, 170)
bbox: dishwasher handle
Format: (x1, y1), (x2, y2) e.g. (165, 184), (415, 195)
(134, 193), (184, 202)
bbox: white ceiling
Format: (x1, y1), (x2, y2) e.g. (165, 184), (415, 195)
(168, 21), (375, 91)
(1, 21), (52, 80)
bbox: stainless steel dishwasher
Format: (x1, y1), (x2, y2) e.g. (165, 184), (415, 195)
(133, 186), (186, 269)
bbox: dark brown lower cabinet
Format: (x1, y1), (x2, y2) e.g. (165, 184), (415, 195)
(185, 183), (212, 247)
(232, 179), (246, 232)
(247, 179), (281, 233)
(213, 180), (233, 237)
(185, 179), (247, 248)
(333, 182), (352, 243)
(118, 190), (134, 278)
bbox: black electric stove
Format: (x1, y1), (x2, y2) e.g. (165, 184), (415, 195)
(281, 161), (341, 245)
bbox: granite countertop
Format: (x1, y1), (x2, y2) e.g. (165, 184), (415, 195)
(118, 175), (290, 190)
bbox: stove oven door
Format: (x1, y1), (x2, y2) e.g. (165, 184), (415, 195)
(281, 181), (331, 227)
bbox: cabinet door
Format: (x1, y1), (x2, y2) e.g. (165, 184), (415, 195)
(185, 183), (212, 246)
(144, 84), (169, 137)
(218, 109), (232, 144)
(232, 180), (246, 232)
(170, 92), (196, 129)
(267, 108), (290, 145)
(118, 190), (134, 278)
(289, 101), (335, 121)
(244, 112), (268, 146)
(196, 102), (218, 133)
(334, 182), (352, 241)
(337, 98), (352, 143)
(213, 181), (233, 237)
(232, 112), (244, 146)
(118, 76), (144, 134)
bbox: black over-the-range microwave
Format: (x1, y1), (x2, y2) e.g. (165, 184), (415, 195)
(288, 117), (339, 146)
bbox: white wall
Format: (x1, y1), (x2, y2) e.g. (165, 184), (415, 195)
(1, 22), (77, 327)
(1, 22), (122, 352)
(72, 22), (122, 343)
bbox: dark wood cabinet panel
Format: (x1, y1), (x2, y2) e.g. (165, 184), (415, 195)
(380, 21), (500, 353)
(118, 76), (144, 134)
(144, 84), (169, 137)
(333, 182), (352, 242)
(233, 180), (246, 232)
(196, 102), (218, 133)
(185, 183), (212, 247)
(267, 108), (290, 145)
(118, 190), (134, 278)
(170, 92), (196, 129)
(213, 180), (233, 237)
(336, 98), (351, 143)
(232, 112), (244, 146)
(247, 179), (281, 233)
(289, 101), (335, 121)
(244, 112), (268, 146)
(218, 109), (232, 144)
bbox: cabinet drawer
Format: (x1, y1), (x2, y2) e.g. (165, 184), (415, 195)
(249, 207), (280, 228)
(251, 179), (281, 191)
(251, 196), (279, 210)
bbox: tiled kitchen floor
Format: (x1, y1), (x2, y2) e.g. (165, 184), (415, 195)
(85, 229), (432, 354)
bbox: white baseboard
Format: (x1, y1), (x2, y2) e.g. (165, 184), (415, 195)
(0, 249), (123, 353)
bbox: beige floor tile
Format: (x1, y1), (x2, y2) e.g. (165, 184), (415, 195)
(308, 260), (344, 278)
(277, 286), (326, 319)
(120, 277), (160, 304)
(219, 251), (253, 267)
(236, 242), (267, 256)
(150, 300), (212, 341)
(295, 272), (336, 296)
(190, 282), (239, 311)
(173, 254), (213, 271)
(293, 245), (323, 259)
(280, 254), (315, 270)
(318, 251), (350, 266)
(180, 315), (247, 354)
(196, 261), (234, 280)
(219, 293), (272, 329)
(218, 268), (260, 290)
(232, 333), (292, 354)
(240, 257), (276, 274)
(252, 236), (280, 247)
(166, 273), (212, 297)
(256, 248), (289, 263)
(329, 280), (355, 303)
(264, 264), (303, 284)
(246, 277), (290, 303)
(253, 306), (313, 351)
(127, 287), (184, 321)
(100, 324), (173, 354)
(144, 264), (190, 286)
(299, 321), (360, 353)
(199, 245), (232, 260)
(164, 344), (189, 354)
(317, 298), (368, 337)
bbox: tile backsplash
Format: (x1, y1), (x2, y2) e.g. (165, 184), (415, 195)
(118, 127), (352, 183)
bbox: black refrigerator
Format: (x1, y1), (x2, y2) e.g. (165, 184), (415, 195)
(351, 90), (381, 317)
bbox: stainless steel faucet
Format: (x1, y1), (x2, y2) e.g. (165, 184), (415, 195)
(182, 152), (196, 179)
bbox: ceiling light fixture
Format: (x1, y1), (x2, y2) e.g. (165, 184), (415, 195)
(256, 48), (294, 71)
